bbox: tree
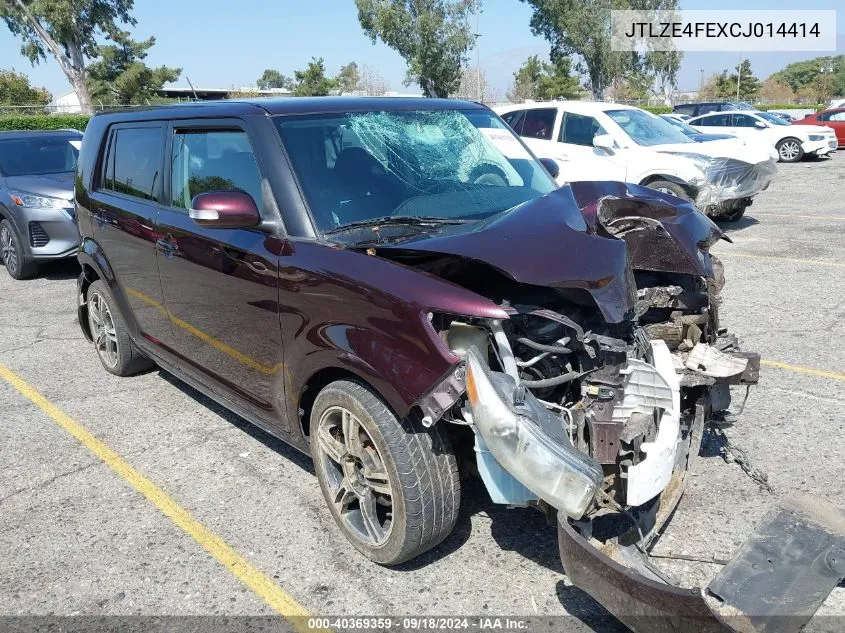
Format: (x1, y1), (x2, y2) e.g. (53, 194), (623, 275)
(86, 31), (180, 105)
(1, 0), (135, 114)
(293, 57), (338, 96)
(451, 66), (489, 101)
(760, 77), (796, 103)
(771, 55), (845, 98)
(521, 0), (635, 100)
(0, 68), (50, 112)
(358, 64), (390, 96)
(337, 62), (361, 93)
(715, 59), (760, 100)
(506, 54), (582, 102)
(646, 51), (681, 105)
(355, 0), (480, 97)
(257, 68), (292, 90)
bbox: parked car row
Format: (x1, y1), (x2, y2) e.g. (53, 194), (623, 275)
(2, 97), (844, 633)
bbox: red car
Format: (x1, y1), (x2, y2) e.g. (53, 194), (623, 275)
(793, 108), (845, 147)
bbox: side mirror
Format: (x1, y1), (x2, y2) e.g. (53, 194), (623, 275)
(593, 133), (615, 151)
(189, 191), (260, 229)
(754, 120), (767, 129)
(539, 157), (560, 179)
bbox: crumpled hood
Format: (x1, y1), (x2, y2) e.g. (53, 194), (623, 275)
(375, 187), (636, 324)
(4, 172), (75, 202)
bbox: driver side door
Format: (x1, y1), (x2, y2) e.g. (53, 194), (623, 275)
(555, 112), (626, 183)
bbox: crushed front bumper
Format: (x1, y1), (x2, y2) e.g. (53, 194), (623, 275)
(558, 494), (845, 633)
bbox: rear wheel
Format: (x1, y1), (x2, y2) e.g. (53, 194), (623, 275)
(1, 220), (38, 280)
(310, 380), (460, 565)
(86, 280), (154, 376)
(776, 137), (804, 163)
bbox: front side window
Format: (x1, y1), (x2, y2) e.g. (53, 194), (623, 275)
(500, 109), (526, 134)
(732, 114), (758, 128)
(105, 127), (162, 201)
(0, 135), (81, 177)
(520, 108), (557, 140)
(274, 108), (561, 238)
(559, 112), (607, 146)
(605, 109), (692, 146)
(169, 129), (262, 211)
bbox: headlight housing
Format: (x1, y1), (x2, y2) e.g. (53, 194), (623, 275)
(465, 347), (602, 518)
(9, 191), (76, 222)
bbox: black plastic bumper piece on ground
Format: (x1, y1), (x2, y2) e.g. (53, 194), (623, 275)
(558, 495), (845, 633)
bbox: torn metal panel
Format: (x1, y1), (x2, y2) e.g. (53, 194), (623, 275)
(685, 343), (749, 378)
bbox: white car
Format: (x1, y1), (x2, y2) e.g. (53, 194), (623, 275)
(494, 101), (777, 221)
(687, 110), (837, 162)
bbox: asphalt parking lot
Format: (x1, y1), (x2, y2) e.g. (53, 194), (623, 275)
(1, 152), (844, 631)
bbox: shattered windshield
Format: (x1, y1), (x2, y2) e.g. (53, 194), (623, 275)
(274, 109), (558, 237)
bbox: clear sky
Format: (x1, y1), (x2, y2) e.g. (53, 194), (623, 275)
(1, 0), (842, 101)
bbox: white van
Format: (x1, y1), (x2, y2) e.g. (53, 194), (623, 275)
(494, 101), (777, 221)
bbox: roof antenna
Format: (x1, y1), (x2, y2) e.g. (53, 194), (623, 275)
(424, 78), (439, 98)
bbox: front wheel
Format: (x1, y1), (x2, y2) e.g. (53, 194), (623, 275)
(776, 137), (804, 163)
(310, 380), (460, 565)
(647, 180), (691, 202)
(1, 220), (38, 280)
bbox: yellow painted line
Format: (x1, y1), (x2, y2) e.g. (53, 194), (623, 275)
(0, 363), (313, 629)
(753, 213), (845, 221)
(718, 252), (845, 268)
(126, 288), (282, 376)
(761, 359), (845, 383)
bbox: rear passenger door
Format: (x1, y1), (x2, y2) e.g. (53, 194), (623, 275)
(87, 122), (179, 362)
(155, 119), (286, 427)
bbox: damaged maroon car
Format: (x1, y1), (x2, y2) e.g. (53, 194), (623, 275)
(75, 98), (845, 632)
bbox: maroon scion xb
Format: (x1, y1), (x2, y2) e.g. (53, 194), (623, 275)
(74, 98), (845, 632)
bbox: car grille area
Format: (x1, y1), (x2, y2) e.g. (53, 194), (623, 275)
(29, 222), (50, 248)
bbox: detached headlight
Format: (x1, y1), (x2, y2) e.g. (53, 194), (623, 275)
(465, 347), (602, 518)
(808, 134), (825, 141)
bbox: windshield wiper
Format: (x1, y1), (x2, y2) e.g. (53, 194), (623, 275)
(324, 215), (469, 235)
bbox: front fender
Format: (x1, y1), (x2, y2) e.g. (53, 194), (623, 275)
(568, 181), (724, 278)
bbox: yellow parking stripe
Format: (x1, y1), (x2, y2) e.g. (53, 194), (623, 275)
(0, 363), (312, 628)
(718, 252), (845, 268)
(761, 359), (845, 383)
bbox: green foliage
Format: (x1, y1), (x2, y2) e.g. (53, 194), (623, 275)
(0, 68), (51, 112)
(86, 30), (180, 105)
(507, 55), (582, 101)
(293, 58), (338, 96)
(0, 114), (90, 131)
(714, 60), (761, 100)
(759, 103), (824, 111)
(639, 105), (672, 114)
(337, 62), (361, 93)
(256, 68), (292, 90)
(770, 56), (844, 103)
(355, 0), (479, 97)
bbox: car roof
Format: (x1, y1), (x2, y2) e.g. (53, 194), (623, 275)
(0, 129), (83, 139)
(494, 101), (639, 115)
(90, 97), (487, 124)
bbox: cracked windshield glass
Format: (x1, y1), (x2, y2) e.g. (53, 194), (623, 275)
(275, 109), (559, 238)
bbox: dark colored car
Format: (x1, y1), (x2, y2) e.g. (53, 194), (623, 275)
(673, 101), (756, 118)
(0, 130), (82, 279)
(75, 98), (845, 632)
(793, 108), (845, 147)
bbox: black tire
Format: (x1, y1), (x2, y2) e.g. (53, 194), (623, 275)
(719, 204), (747, 222)
(86, 280), (154, 376)
(310, 379), (460, 565)
(776, 137), (804, 163)
(646, 180), (691, 202)
(0, 219), (38, 280)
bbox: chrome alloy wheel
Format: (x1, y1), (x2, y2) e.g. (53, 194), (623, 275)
(315, 406), (395, 546)
(0, 225), (18, 275)
(88, 291), (119, 369)
(779, 140), (800, 161)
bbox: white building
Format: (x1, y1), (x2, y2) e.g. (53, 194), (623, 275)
(52, 91), (82, 114)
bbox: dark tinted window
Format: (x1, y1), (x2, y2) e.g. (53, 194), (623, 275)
(520, 108), (556, 140)
(170, 130), (262, 211)
(501, 109), (526, 134)
(559, 112), (606, 146)
(732, 114), (757, 127)
(0, 136), (81, 177)
(695, 113), (731, 127)
(673, 104), (696, 116)
(104, 127), (162, 201)
(819, 110), (845, 122)
(699, 104), (721, 115)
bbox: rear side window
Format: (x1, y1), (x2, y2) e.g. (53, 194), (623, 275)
(169, 129), (262, 211)
(819, 110), (845, 122)
(695, 114), (731, 127)
(101, 127), (163, 202)
(520, 108), (557, 140)
(559, 112), (606, 146)
(673, 105), (695, 116)
(699, 104), (721, 115)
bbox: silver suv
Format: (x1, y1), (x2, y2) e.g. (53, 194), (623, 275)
(0, 130), (82, 279)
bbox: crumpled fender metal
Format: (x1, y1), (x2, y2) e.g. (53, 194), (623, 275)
(568, 181), (725, 278)
(558, 494), (845, 633)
